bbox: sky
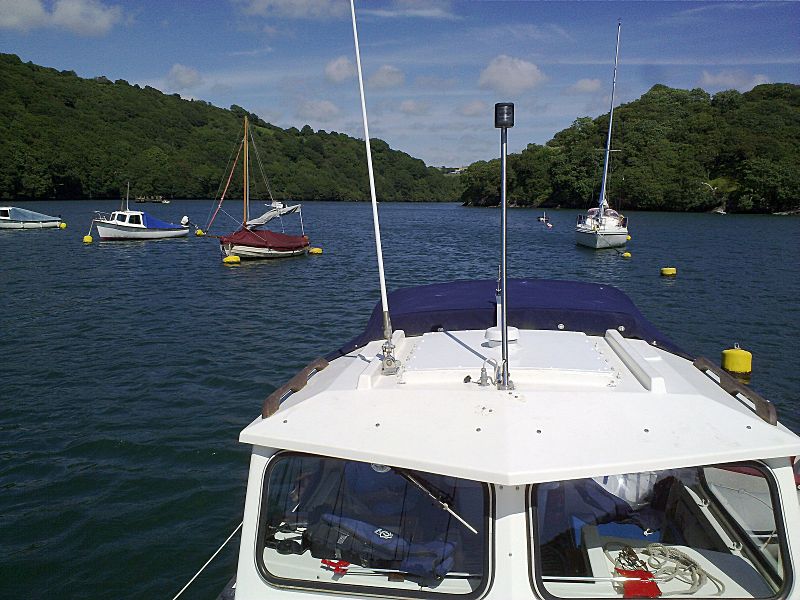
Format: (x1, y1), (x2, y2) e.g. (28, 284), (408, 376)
(1, 0), (798, 167)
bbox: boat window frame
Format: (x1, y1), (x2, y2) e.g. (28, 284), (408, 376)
(0, 209), (9, 218)
(525, 461), (793, 600)
(699, 462), (792, 595)
(128, 214), (142, 225)
(254, 451), (494, 600)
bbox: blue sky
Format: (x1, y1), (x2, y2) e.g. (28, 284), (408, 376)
(1, 0), (798, 167)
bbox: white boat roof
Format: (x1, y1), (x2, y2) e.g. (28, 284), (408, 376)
(241, 327), (800, 485)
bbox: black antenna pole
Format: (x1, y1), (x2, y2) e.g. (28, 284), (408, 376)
(495, 103), (514, 390)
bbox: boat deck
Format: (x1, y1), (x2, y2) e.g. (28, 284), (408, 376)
(240, 327), (800, 485)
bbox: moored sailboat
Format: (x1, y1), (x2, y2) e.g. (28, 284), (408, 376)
(575, 22), (629, 249)
(211, 116), (309, 260)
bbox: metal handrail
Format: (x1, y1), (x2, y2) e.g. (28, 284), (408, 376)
(262, 357), (329, 418)
(693, 356), (777, 426)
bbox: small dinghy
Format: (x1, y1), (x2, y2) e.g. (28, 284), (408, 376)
(0, 206), (63, 229)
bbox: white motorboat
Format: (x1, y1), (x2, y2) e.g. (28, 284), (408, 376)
(210, 116), (309, 260)
(204, 8), (800, 600)
(93, 210), (189, 240)
(91, 183), (189, 241)
(218, 278), (800, 600)
(575, 22), (629, 250)
(0, 206), (63, 229)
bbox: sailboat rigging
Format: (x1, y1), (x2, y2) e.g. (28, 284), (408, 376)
(575, 21), (629, 249)
(208, 116), (310, 259)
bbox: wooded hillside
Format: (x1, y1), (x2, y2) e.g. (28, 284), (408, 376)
(461, 84), (800, 213)
(0, 53), (461, 202)
(2, 53), (797, 212)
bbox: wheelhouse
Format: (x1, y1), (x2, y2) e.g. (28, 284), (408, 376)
(231, 280), (800, 599)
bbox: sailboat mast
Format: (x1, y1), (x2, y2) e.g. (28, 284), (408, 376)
(598, 21), (621, 213)
(243, 115), (249, 225)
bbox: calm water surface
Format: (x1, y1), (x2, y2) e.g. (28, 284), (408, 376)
(1, 200), (798, 599)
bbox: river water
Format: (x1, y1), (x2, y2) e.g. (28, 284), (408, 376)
(1, 200), (798, 599)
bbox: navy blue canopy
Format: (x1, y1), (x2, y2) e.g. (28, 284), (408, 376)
(142, 212), (183, 230)
(331, 279), (686, 359)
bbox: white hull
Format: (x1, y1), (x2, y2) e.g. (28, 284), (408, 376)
(95, 221), (188, 240)
(575, 225), (628, 249)
(0, 219), (61, 229)
(221, 243), (308, 259)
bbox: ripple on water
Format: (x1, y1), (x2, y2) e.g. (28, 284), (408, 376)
(1, 202), (798, 599)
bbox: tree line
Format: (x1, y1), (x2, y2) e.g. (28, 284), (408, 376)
(2, 53), (797, 213)
(461, 83), (800, 213)
(0, 54), (461, 202)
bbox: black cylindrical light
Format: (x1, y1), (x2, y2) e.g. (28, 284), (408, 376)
(494, 102), (514, 128)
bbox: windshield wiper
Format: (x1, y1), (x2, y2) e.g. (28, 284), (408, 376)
(393, 468), (478, 534)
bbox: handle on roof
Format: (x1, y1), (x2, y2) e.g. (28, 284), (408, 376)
(262, 357), (330, 418)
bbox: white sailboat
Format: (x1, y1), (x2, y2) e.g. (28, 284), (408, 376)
(195, 8), (800, 600)
(575, 22), (629, 249)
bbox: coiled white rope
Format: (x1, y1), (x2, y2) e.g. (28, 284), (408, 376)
(603, 542), (726, 596)
(171, 522), (243, 600)
(643, 543), (725, 596)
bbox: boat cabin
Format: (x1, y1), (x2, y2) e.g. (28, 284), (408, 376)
(230, 280), (800, 599)
(107, 211), (144, 226)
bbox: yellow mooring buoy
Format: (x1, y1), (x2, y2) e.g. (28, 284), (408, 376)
(195, 229), (205, 237)
(626, 235), (631, 241)
(83, 234), (93, 244)
(622, 251), (631, 258)
(59, 222), (67, 229)
(722, 344), (752, 378)
(308, 247), (323, 255)
(660, 267), (677, 277)
(223, 255), (241, 265)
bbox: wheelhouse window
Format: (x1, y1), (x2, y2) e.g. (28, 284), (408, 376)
(115, 213), (127, 223)
(0, 209), (9, 218)
(258, 454), (490, 597)
(531, 463), (788, 598)
(128, 214), (141, 225)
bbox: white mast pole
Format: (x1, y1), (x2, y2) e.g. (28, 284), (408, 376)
(350, 0), (398, 374)
(598, 21), (621, 214)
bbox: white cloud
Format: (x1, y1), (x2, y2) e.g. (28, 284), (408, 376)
(479, 55), (546, 96)
(459, 100), (488, 117)
(370, 65), (405, 89)
(325, 56), (355, 83)
(228, 47), (273, 57)
(700, 69), (769, 91)
(0, 0), (47, 30)
(0, 0), (122, 35)
(399, 99), (428, 115)
(296, 99), (340, 122)
(166, 64), (204, 90)
(567, 78), (602, 94)
(361, 0), (458, 20)
(235, 0), (347, 19)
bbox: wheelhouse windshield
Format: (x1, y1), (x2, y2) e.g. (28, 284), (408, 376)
(531, 463), (788, 598)
(257, 453), (490, 597)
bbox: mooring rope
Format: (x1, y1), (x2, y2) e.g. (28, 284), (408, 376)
(171, 522), (242, 600)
